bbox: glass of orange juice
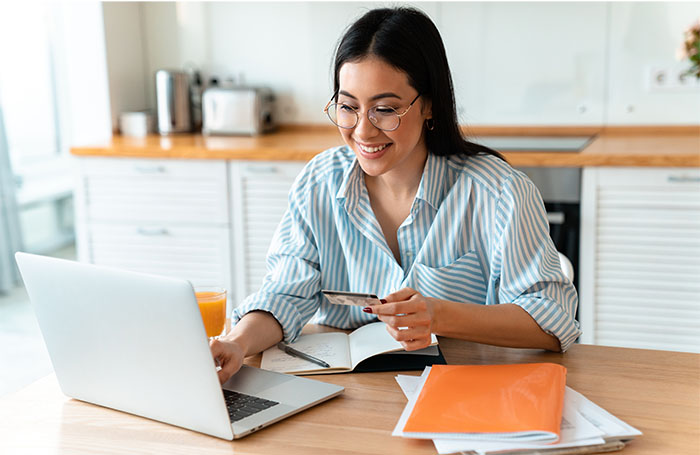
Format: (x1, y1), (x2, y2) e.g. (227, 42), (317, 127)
(194, 287), (227, 339)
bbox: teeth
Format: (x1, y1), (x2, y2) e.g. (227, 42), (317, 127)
(359, 143), (389, 153)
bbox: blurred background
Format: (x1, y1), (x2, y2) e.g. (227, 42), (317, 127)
(1, 1), (699, 396)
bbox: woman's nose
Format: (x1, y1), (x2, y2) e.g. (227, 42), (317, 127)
(354, 111), (379, 138)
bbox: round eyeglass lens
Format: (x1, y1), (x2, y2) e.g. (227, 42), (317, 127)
(368, 106), (400, 131)
(327, 104), (358, 128)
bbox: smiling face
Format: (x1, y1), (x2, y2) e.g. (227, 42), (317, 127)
(336, 57), (431, 180)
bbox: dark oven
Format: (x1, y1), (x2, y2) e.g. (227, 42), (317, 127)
(516, 167), (581, 298)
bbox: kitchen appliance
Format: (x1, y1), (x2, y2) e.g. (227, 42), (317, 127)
(517, 167), (581, 307)
(155, 70), (192, 135)
(202, 87), (276, 136)
(119, 111), (154, 137)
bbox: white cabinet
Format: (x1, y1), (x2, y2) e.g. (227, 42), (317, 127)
(229, 161), (305, 306)
(74, 157), (306, 312)
(75, 157), (233, 308)
(580, 167), (700, 352)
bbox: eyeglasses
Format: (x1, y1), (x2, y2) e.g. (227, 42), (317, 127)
(323, 93), (421, 132)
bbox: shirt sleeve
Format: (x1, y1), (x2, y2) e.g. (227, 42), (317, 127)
(491, 171), (582, 351)
(231, 179), (323, 343)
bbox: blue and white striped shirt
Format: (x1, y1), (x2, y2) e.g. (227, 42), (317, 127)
(232, 145), (581, 351)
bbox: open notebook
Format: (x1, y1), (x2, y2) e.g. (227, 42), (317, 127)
(261, 322), (440, 375)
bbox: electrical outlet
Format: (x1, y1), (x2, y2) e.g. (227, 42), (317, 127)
(647, 67), (669, 90)
(676, 69), (699, 88)
(647, 65), (700, 92)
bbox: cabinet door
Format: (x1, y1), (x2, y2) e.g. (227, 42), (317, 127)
(580, 167), (700, 352)
(87, 223), (233, 294)
(230, 161), (305, 305)
(80, 158), (229, 225)
(75, 157), (233, 311)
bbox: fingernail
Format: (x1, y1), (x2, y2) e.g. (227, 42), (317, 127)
(363, 307), (373, 313)
(380, 299), (387, 304)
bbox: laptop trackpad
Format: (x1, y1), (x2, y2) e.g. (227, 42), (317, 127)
(223, 365), (337, 407)
(223, 365), (294, 395)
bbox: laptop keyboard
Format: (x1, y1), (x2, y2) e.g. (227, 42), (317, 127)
(223, 389), (279, 422)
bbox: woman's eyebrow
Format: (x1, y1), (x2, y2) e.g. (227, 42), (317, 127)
(338, 90), (402, 101)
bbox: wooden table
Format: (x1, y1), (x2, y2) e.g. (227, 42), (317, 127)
(1, 339), (698, 454)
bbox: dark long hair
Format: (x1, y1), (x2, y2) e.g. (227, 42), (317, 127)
(332, 7), (504, 160)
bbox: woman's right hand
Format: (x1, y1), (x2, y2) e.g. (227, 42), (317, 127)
(210, 338), (246, 384)
(209, 310), (285, 384)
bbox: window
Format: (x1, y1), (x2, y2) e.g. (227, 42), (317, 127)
(0, 4), (61, 172)
(0, 3), (74, 254)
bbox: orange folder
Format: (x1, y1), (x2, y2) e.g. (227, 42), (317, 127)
(403, 363), (566, 438)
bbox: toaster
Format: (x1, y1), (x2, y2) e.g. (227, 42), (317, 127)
(202, 87), (276, 136)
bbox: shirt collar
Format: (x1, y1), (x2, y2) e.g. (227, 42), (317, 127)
(336, 151), (447, 213)
(335, 156), (363, 214)
(414, 152), (446, 211)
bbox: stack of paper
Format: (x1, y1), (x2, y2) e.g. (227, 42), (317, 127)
(394, 366), (642, 455)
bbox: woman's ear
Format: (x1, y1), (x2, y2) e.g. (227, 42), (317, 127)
(421, 98), (432, 119)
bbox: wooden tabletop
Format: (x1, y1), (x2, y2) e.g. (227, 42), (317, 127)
(1, 338), (698, 455)
(70, 125), (700, 167)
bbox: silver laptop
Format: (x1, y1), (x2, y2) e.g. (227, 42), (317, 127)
(15, 252), (343, 440)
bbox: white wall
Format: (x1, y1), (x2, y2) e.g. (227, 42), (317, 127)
(441, 2), (608, 125)
(103, 1), (700, 126)
(607, 2), (700, 124)
(102, 2), (149, 132)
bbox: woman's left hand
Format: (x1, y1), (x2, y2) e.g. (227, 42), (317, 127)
(367, 287), (438, 350)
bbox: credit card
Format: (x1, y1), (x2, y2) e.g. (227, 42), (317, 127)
(322, 290), (381, 306)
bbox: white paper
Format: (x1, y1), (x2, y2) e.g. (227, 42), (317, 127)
(348, 323), (438, 368)
(394, 373), (424, 398)
(566, 388), (642, 440)
(392, 368), (431, 437)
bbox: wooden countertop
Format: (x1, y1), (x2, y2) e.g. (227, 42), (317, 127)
(2, 338), (699, 454)
(70, 125), (700, 167)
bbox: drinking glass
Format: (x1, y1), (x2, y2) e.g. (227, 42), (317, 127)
(195, 287), (227, 339)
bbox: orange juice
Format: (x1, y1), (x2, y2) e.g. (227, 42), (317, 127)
(195, 289), (227, 338)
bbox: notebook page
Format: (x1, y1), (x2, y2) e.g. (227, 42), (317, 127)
(260, 332), (351, 373)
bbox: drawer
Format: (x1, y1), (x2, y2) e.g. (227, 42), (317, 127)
(80, 157), (228, 179)
(86, 223), (233, 292)
(80, 159), (229, 224)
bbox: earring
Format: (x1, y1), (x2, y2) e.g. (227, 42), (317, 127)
(425, 118), (435, 131)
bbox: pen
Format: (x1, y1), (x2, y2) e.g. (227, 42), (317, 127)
(276, 342), (330, 368)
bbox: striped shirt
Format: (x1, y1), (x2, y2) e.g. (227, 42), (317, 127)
(232, 145), (581, 351)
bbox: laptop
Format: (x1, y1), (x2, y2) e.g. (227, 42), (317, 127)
(15, 252), (344, 440)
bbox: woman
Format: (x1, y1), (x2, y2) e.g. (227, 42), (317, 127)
(212, 7), (580, 384)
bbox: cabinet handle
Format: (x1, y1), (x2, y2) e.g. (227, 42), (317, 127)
(244, 165), (278, 174)
(547, 212), (565, 225)
(137, 227), (170, 236)
(667, 175), (700, 184)
(134, 165), (167, 174)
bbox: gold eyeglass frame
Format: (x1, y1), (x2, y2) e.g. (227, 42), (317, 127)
(323, 93), (421, 132)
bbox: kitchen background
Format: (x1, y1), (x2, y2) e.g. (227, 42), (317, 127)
(0, 1), (699, 396)
(106, 1), (700, 128)
(3, 1), (699, 254)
